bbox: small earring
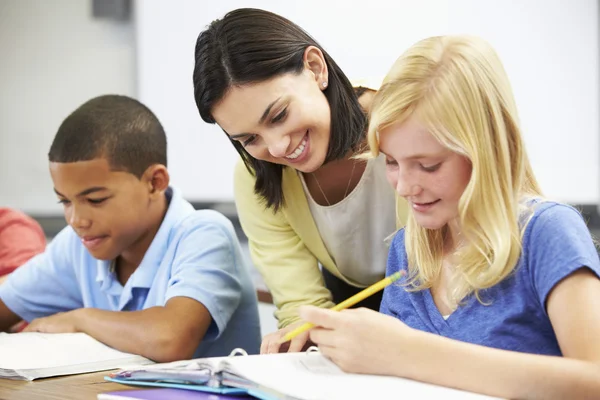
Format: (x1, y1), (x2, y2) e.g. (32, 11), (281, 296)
(322, 81), (328, 88)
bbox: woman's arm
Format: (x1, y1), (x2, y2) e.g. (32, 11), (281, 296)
(234, 161), (334, 353)
(234, 161), (335, 324)
(302, 268), (600, 399)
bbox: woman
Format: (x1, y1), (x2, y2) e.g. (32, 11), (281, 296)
(193, 8), (408, 353)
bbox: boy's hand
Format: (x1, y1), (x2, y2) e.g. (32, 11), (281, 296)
(24, 310), (83, 334)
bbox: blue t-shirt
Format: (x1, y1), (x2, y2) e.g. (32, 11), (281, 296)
(381, 202), (600, 355)
(0, 187), (261, 357)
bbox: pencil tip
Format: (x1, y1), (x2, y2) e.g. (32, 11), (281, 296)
(391, 270), (407, 282)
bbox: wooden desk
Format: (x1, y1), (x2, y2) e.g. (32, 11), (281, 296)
(0, 370), (135, 400)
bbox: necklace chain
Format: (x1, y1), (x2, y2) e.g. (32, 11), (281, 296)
(312, 160), (357, 206)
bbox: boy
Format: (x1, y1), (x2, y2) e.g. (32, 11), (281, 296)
(0, 95), (261, 361)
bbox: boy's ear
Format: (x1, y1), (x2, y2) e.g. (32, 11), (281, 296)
(303, 46), (328, 88)
(142, 164), (170, 197)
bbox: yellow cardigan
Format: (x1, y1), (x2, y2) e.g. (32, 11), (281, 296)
(234, 160), (409, 328)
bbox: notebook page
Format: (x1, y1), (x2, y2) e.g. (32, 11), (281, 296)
(222, 352), (500, 400)
(112, 356), (228, 378)
(0, 332), (150, 370)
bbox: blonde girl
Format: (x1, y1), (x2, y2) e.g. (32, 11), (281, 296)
(301, 35), (600, 399)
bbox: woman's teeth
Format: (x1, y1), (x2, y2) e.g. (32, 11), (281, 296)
(286, 137), (307, 159)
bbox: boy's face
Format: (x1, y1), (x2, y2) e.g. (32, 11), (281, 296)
(50, 158), (156, 261)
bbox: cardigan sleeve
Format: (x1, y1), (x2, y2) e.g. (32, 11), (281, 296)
(233, 161), (334, 328)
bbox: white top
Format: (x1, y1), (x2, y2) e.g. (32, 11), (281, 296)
(300, 155), (397, 285)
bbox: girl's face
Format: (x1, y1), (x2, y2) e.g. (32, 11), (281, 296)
(378, 116), (472, 231)
(212, 68), (331, 173)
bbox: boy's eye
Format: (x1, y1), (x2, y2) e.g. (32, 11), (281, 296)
(88, 197), (109, 205)
(421, 163), (441, 172)
(271, 108), (287, 124)
(57, 199), (70, 205)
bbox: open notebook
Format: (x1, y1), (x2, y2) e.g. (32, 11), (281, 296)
(0, 332), (153, 380)
(107, 348), (500, 400)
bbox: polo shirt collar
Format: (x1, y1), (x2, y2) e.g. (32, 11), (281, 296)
(126, 187), (193, 289)
(95, 186), (193, 290)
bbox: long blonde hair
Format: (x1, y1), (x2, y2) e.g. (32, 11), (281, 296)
(368, 36), (543, 305)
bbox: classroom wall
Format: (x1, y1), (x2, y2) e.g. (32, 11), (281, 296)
(136, 0), (600, 206)
(0, 0), (598, 214)
(0, 0), (135, 215)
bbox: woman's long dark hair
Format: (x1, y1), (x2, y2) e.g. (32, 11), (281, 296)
(193, 8), (366, 210)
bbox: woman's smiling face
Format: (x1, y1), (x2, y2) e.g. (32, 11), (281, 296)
(212, 68), (332, 173)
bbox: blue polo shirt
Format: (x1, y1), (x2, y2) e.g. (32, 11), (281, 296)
(0, 187), (261, 357)
(381, 202), (600, 355)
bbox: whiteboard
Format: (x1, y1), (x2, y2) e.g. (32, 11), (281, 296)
(134, 0), (599, 204)
(0, 0), (136, 215)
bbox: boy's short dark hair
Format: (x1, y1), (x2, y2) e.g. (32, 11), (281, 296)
(48, 95), (167, 177)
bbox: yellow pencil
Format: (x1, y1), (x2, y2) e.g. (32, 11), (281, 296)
(280, 270), (406, 343)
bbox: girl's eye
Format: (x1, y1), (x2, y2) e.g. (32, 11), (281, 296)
(421, 163), (441, 173)
(88, 198), (109, 205)
(271, 108), (287, 123)
(385, 158), (398, 166)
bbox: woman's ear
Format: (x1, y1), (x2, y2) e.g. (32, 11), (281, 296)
(303, 46), (328, 89)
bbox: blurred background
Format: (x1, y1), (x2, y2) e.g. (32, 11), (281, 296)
(1, 0), (599, 335)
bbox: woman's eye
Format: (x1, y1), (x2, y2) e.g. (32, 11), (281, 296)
(243, 136), (256, 146)
(271, 108), (287, 123)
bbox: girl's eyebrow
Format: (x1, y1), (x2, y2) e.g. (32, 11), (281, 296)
(380, 150), (447, 160)
(406, 153), (439, 160)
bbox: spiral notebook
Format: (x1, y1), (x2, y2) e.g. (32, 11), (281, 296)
(98, 388), (254, 400)
(0, 332), (152, 380)
(105, 348), (499, 400)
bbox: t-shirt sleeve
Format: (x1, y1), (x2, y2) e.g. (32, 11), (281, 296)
(380, 229), (406, 315)
(0, 209), (46, 275)
(165, 212), (244, 341)
(527, 204), (600, 311)
(0, 227), (82, 321)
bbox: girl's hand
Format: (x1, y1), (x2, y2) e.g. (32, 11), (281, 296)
(299, 306), (416, 376)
